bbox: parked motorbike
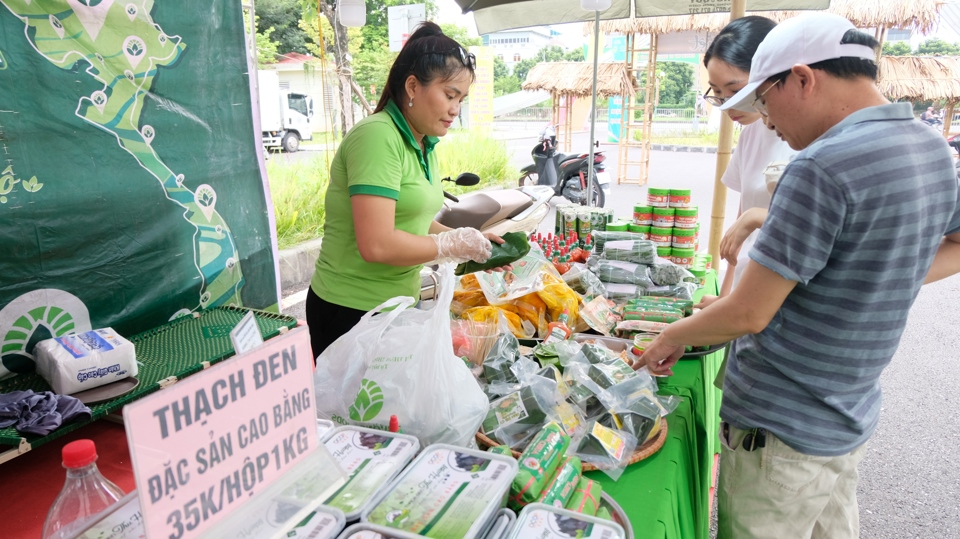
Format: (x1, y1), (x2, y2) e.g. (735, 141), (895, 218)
(518, 125), (611, 207)
(420, 172), (553, 299)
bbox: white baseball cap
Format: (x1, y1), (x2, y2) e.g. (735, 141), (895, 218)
(720, 13), (876, 113)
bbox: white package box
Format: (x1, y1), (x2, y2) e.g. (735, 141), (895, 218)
(35, 328), (137, 395)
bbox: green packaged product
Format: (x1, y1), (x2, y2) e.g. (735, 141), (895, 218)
(622, 307), (683, 323)
(656, 245), (672, 258)
(576, 422), (629, 462)
(596, 506), (614, 521)
(600, 239), (657, 265)
(488, 445), (514, 456)
(482, 332), (520, 383)
(565, 478), (603, 516)
(591, 231), (646, 254)
(649, 258), (696, 286)
(645, 283), (697, 300)
(482, 386), (548, 437)
(580, 343), (621, 365)
(602, 283), (646, 303)
(456, 231), (531, 275)
(591, 260), (655, 287)
(538, 456), (582, 508)
(511, 423), (571, 505)
(598, 404), (658, 444)
(565, 380), (606, 419)
(588, 359), (637, 389)
(635, 296), (694, 316)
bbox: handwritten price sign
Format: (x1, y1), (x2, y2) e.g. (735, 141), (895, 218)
(124, 326), (317, 539)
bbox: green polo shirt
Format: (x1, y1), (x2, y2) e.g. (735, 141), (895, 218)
(310, 100), (444, 311)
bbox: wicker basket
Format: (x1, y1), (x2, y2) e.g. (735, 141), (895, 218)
(475, 417), (668, 471)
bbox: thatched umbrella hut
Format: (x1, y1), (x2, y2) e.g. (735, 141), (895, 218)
(522, 62), (637, 152)
(878, 56), (960, 134)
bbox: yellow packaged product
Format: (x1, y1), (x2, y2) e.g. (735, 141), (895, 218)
(461, 306), (533, 339)
(537, 273), (582, 326)
(512, 293), (549, 338)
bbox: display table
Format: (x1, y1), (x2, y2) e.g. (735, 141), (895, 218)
(586, 270), (724, 539)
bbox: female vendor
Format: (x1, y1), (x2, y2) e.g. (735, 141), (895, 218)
(307, 22), (497, 357)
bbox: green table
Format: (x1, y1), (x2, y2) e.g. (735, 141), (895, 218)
(587, 271), (724, 539)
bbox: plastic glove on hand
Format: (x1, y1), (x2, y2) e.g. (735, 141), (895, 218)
(432, 228), (492, 265)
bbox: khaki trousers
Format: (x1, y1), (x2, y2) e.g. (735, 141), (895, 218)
(717, 422), (867, 539)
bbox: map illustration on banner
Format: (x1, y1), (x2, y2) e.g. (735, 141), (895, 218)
(0, 0), (277, 376)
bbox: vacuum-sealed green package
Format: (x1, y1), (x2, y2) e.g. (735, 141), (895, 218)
(456, 231), (532, 275)
(482, 386), (548, 444)
(488, 445), (514, 457)
(588, 360), (637, 389)
(580, 344), (622, 365)
(591, 260), (655, 287)
(596, 506), (614, 521)
(538, 456), (582, 507)
(622, 306), (683, 323)
(601, 240), (657, 265)
(511, 422), (571, 505)
(565, 478), (603, 516)
(482, 332), (520, 383)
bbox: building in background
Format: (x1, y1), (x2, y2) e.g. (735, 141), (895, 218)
(263, 52), (338, 133)
(482, 27), (555, 70)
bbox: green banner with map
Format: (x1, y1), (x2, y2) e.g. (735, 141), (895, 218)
(0, 0), (278, 376)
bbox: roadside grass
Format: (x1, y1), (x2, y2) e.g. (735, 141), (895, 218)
(266, 130), (512, 249)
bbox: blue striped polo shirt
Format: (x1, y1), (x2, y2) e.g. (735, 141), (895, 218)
(722, 103), (960, 456)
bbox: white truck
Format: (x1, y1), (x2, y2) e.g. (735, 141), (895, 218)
(258, 70), (315, 153)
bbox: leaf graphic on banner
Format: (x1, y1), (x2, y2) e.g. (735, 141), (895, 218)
(349, 378), (384, 422)
(23, 176), (43, 192)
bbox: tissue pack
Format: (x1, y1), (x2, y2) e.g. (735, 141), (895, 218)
(35, 328), (137, 395)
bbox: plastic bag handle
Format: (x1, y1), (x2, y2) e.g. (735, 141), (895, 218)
(359, 296), (416, 324)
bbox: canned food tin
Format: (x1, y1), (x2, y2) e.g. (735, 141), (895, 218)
(672, 248), (696, 268)
(652, 207), (676, 228)
(656, 245), (672, 258)
(633, 205), (653, 226)
(647, 188), (670, 208)
(672, 228), (696, 248)
(674, 207), (698, 228)
(649, 227), (673, 247)
(669, 189), (692, 208)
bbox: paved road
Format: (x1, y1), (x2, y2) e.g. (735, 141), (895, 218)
(280, 129), (960, 537)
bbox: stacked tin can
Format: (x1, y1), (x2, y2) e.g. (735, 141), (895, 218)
(633, 187), (699, 268)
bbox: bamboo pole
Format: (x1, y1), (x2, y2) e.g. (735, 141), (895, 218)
(944, 101), (956, 138)
(708, 0), (746, 263)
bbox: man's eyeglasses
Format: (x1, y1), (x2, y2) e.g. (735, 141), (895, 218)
(752, 73), (789, 117)
(427, 47), (476, 71)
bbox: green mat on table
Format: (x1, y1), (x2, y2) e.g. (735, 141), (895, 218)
(0, 306), (298, 449)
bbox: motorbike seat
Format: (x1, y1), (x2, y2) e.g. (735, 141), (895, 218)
(435, 190), (534, 230)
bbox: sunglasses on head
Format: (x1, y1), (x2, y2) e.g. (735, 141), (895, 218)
(425, 46), (476, 71)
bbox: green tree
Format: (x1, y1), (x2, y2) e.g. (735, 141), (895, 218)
(513, 57), (538, 83)
(258, 0), (311, 54)
(656, 62), (694, 106)
(440, 23), (481, 47)
(564, 47), (585, 62)
(495, 76), (521, 96)
(916, 38), (960, 56)
(493, 55), (511, 80)
(882, 41), (912, 56)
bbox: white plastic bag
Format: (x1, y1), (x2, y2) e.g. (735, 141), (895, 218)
(314, 264), (488, 448)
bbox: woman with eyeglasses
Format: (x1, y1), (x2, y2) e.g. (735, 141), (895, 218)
(698, 16), (795, 311)
(306, 22), (497, 358)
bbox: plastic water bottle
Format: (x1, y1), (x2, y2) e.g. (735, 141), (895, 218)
(42, 439), (124, 539)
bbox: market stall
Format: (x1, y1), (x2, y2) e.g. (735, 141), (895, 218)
(877, 55), (960, 135)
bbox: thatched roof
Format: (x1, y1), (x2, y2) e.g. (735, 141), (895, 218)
(878, 56), (960, 101)
(592, 0), (938, 36)
(830, 0), (939, 34)
(595, 11), (799, 36)
(521, 62), (637, 98)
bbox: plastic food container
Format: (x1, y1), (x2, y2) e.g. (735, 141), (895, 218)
(318, 419), (337, 442)
(647, 188), (670, 208)
(626, 224), (650, 239)
(605, 221), (630, 232)
(289, 505), (347, 539)
(324, 426), (421, 521)
(480, 508), (518, 539)
(632, 205), (653, 225)
(337, 522), (425, 539)
(507, 503), (625, 539)
(649, 227), (673, 247)
(655, 246), (672, 258)
(651, 208), (676, 228)
(362, 443), (519, 539)
(671, 248), (696, 268)
(672, 228), (696, 249)
(674, 207), (698, 228)
(689, 265), (707, 287)
(669, 189), (692, 208)
(697, 252), (712, 270)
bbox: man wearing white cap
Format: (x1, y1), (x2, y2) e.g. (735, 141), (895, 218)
(637, 12), (960, 538)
